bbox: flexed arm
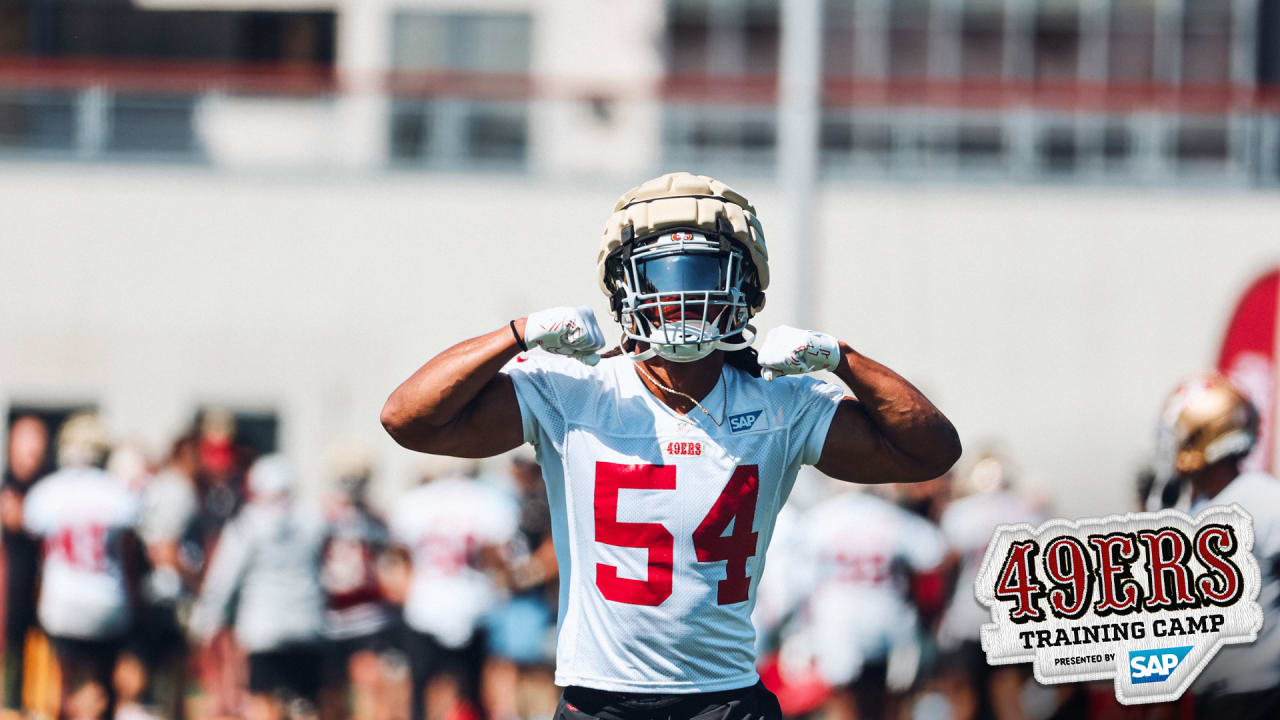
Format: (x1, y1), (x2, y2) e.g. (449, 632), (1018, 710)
(380, 322), (526, 458)
(380, 307), (605, 457)
(758, 326), (961, 484)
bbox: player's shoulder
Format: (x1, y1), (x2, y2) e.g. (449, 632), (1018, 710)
(728, 365), (843, 408)
(502, 351), (611, 380)
(1222, 470), (1280, 505)
(502, 351), (623, 405)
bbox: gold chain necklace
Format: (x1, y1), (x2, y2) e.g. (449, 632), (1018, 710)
(635, 362), (726, 427)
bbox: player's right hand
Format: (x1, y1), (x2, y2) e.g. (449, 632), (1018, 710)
(523, 306), (607, 366)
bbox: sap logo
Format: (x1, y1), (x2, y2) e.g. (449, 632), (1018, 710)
(1128, 646), (1193, 684)
(728, 410), (763, 433)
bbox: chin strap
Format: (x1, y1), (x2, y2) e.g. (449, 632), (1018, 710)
(621, 324), (756, 364)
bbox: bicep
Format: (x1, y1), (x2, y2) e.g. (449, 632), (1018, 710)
(814, 398), (934, 484)
(391, 374), (524, 458)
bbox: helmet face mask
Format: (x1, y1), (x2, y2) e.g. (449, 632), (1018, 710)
(607, 229), (758, 362)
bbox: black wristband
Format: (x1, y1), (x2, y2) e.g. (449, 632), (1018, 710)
(510, 320), (528, 352)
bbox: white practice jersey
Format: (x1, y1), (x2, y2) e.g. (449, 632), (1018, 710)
(389, 478), (518, 648)
(189, 501), (329, 652)
(24, 466), (139, 639)
(794, 490), (945, 683)
(503, 353), (844, 693)
(937, 489), (1043, 648)
(1190, 471), (1280, 696)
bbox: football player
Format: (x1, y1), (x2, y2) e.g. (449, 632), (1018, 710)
(189, 455), (329, 720)
(381, 172), (962, 719)
(23, 413), (140, 720)
(790, 485), (948, 720)
(1157, 374), (1280, 719)
(387, 462), (518, 720)
(934, 454), (1043, 720)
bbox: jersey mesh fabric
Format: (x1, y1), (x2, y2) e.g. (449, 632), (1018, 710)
(502, 353), (843, 693)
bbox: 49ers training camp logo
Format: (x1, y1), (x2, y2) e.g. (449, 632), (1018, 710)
(976, 505), (1262, 705)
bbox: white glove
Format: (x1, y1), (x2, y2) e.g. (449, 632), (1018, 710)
(523, 306), (607, 366)
(757, 325), (841, 381)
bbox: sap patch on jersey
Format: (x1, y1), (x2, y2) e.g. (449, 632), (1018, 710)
(728, 410), (764, 433)
(974, 505), (1262, 705)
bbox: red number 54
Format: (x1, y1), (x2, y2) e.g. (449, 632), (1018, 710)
(594, 462), (760, 607)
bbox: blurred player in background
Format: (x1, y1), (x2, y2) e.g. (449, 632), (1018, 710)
(318, 449), (394, 720)
(190, 455), (328, 720)
(1155, 374), (1280, 719)
(2, 414), (50, 713)
(790, 485), (947, 720)
(387, 461), (517, 720)
(380, 172), (961, 720)
(934, 453), (1044, 720)
(130, 435), (200, 719)
(483, 454), (559, 720)
(23, 413), (140, 719)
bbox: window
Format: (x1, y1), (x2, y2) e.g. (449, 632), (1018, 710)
(1034, 2), (1079, 82)
(888, 0), (930, 79)
(821, 0), (857, 78)
(1181, 2), (1231, 85)
(389, 13), (532, 167)
(1108, 0), (1155, 82)
(962, 5), (1005, 80)
(6, 404), (97, 477)
(193, 407), (279, 458)
(662, 0), (780, 170)
(0, 1), (335, 159)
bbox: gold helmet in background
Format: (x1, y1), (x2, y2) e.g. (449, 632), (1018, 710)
(1156, 373), (1258, 477)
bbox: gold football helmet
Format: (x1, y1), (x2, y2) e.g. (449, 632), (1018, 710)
(1157, 373), (1258, 477)
(597, 172), (768, 362)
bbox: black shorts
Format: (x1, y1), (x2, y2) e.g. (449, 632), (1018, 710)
(403, 627), (486, 700)
(322, 629), (394, 684)
(555, 681), (782, 720)
(247, 643), (323, 700)
(49, 635), (122, 693)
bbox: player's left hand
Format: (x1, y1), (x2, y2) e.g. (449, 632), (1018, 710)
(757, 325), (841, 381)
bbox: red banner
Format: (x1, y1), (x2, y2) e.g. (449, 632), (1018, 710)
(1216, 270), (1279, 473)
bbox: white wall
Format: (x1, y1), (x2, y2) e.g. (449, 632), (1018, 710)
(2, 164), (1277, 516)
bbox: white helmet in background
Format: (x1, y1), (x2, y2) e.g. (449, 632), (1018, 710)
(953, 453), (1012, 498)
(248, 454), (296, 500)
(598, 172), (769, 363)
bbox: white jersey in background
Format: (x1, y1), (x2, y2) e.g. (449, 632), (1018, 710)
(937, 489), (1043, 649)
(23, 466), (140, 639)
(1189, 471), (1280, 696)
(389, 477), (518, 648)
(503, 353), (843, 693)
(189, 501), (329, 652)
(794, 490), (946, 684)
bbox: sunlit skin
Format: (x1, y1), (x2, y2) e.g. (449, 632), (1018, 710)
(1185, 457), (1242, 504)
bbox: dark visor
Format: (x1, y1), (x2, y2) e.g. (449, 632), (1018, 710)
(635, 253), (729, 294)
